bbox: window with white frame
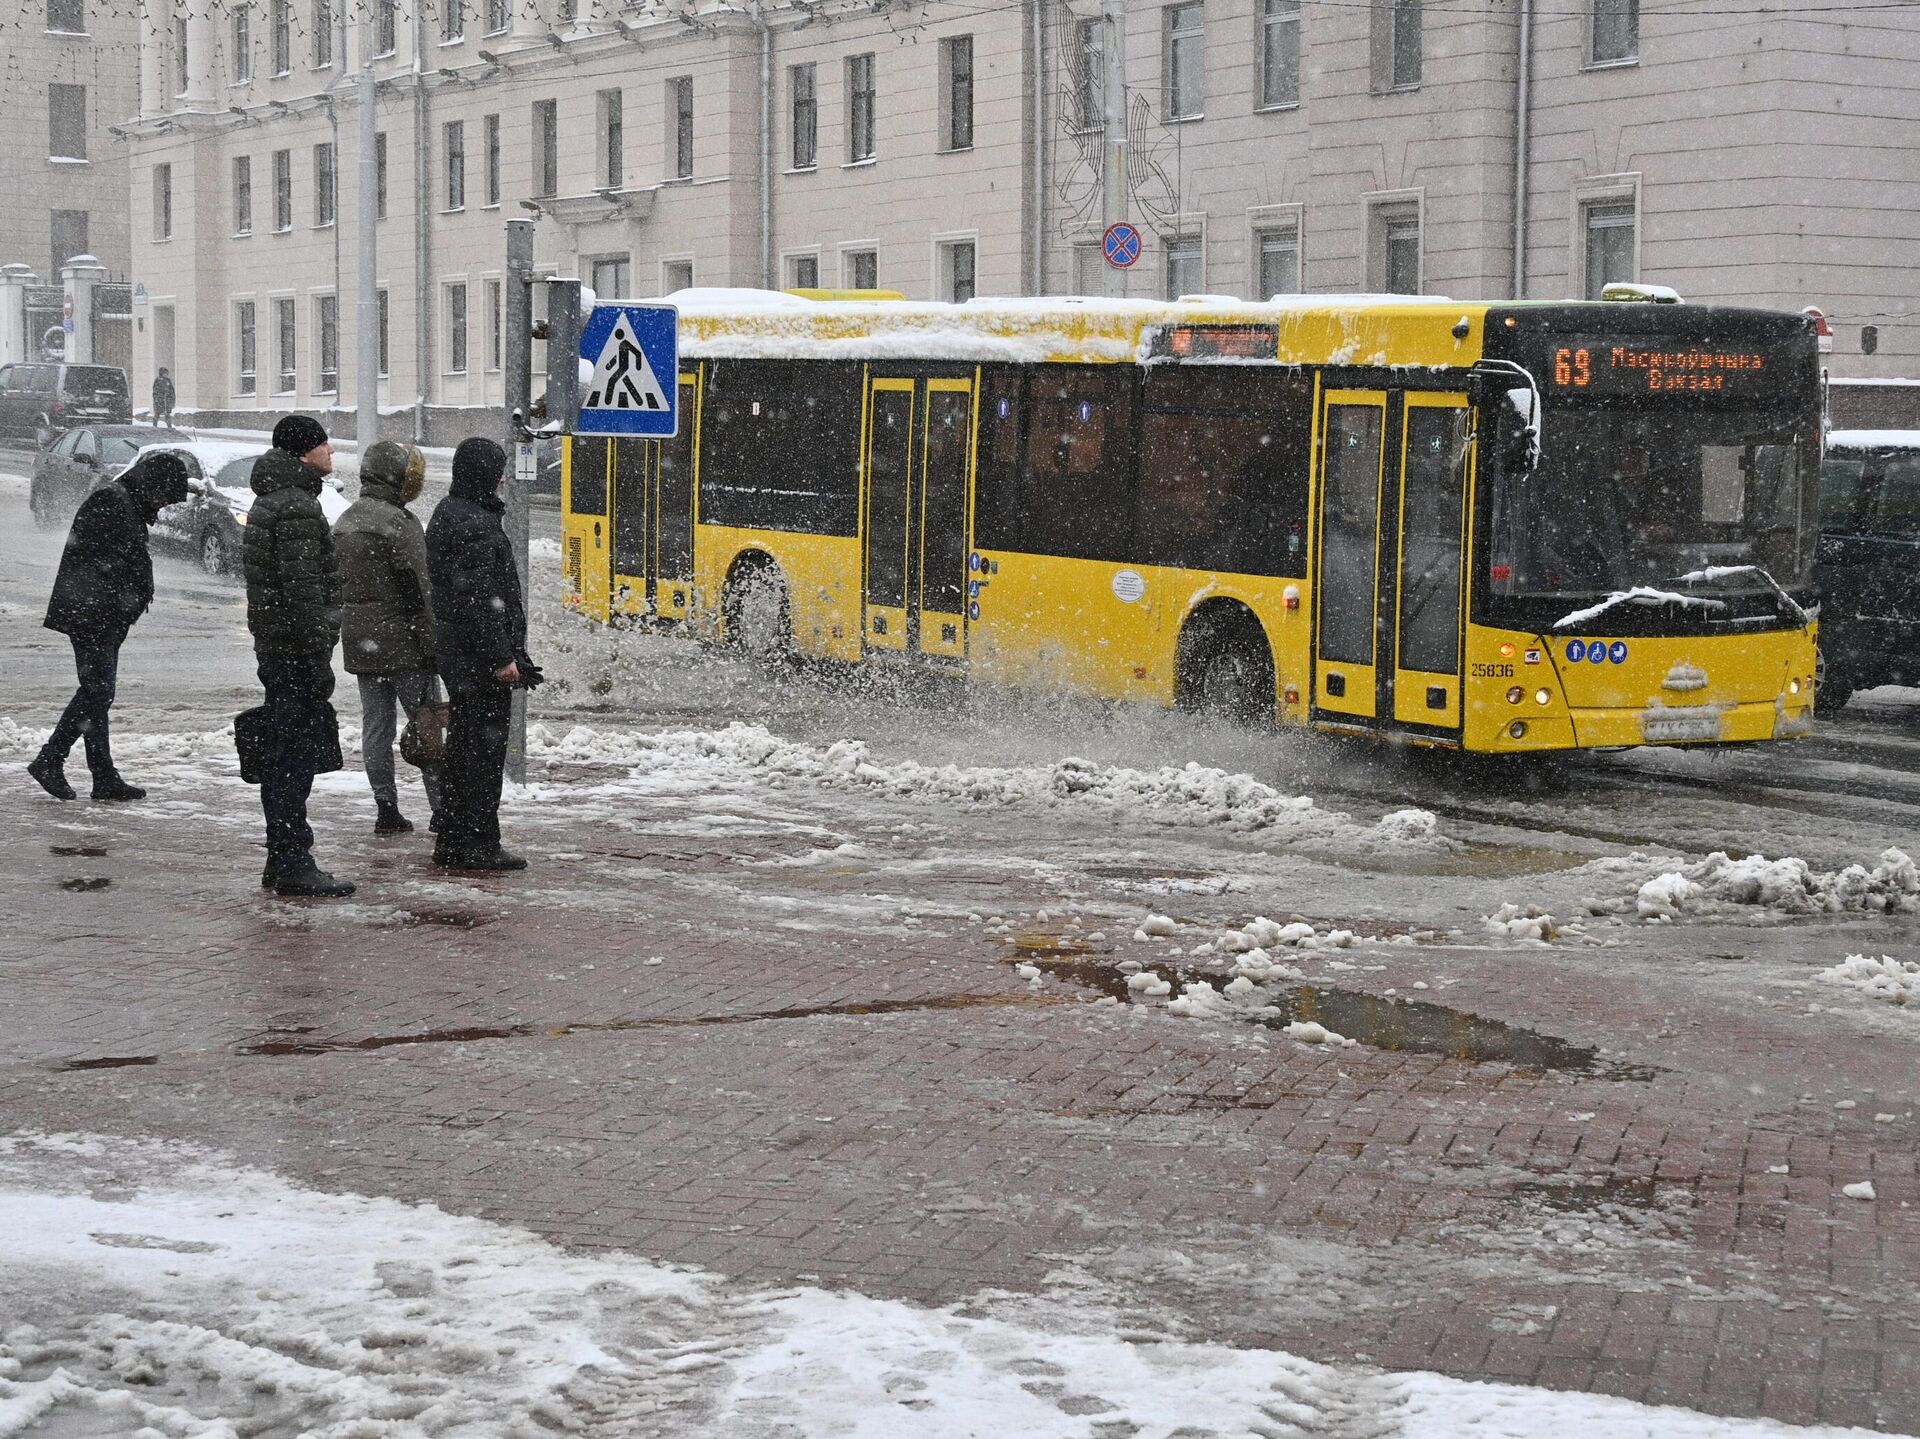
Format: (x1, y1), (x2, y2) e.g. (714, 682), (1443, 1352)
(375, 132), (388, 217)
(232, 4), (251, 81)
(486, 278), (502, 369)
(47, 0), (85, 33)
(940, 35), (973, 150)
(271, 0), (290, 74)
(273, 149), (292, 229)
(532, 99), (557, 197)
(376, 289), (390, 376)
(1256, 224), (1299, 296)
(1165, 232), (1203, 298)
(314, 142), (336, 225)
(233, 156), (252, 235)
(1073, 18), (1103, 130)
(440, 0), (462, 42)
(483, 114), (500, 204)
(445, 120), (465, 209)
(1164, 4), (1204, 120)
(49, 83), (86, 160)
(445, 283), (468, 374)
(274, 296), (296, 392)
(153, 163), (173, 239)
(1259, 0), (1300, 108)
(1582, 198), (1635, 298)
(597, 89), (623, 189)
(1374, 0), (1421, 89)
(486, 0), (508, 31)
(937, 238), (976, 303)
(311, 0), (331, 66)
(844, 248), (877, 289)
(786, 253), (820, 289)
(1370, 202), (1420, 293)
(374, 0), (395, 55)
(52, 211), (87, 272)
(662, 257), (693, 293)
(1590, 0), (1637, 63)
(668, 77), (693, 179)
(589, 255), (630, 297)
(790, 62), (816, 169)
(315, 293), (338, 391)
(174, 16), (188, 92)
(847, 53), (875, 161)
(235, 300), (257, 394)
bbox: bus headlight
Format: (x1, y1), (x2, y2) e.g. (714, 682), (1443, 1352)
(1507, 686), (1524, 704)
(1534, 688), (1551, 706)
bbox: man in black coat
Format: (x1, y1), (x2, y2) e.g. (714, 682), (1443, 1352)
(245, 415), (354, 897)
(426, 437), (536, 871)
(29, 451), (189, 801)
(151, 368), (176, 427)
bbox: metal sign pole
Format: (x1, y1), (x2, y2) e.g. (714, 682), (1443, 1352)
(504, 219), (535, 785)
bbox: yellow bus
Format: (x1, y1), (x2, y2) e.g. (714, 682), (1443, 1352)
(560, 291), (1822, 752)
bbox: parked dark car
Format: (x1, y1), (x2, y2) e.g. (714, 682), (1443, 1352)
(142, 440), (348, 575)
(0, 362), (132, 443)
(29, 423), (188, 527)
(1815, 429), (1920, 714)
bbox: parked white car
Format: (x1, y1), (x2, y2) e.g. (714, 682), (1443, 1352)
(118, 440), (350, 575)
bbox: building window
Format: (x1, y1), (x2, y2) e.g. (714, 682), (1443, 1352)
(271, 0), (291, 74)
(311, 0), (332, 66)
(663, 257), (693, 293)
(48, 83), (86, 160)
(486, 278), (502, 369)
(47, 0), (85, 33)
(598, 89), (623, 189)
(937, 238), (976, 303)
(1583, 199), (1636, 298)
(589, 256), (630, 297)
(1259, 0), (1300, 108)
(1371, 203), (1421, 292)
(236, 300), (257, 394)
(153, 163), (173, 240)
(274, 296), (296, 392)
(445, 120), (465, 209)
(316, 293), (338, 391)
(847, 53), (875, 162)
(1165, 3), (1204, 120)
(1074, 242), (1104, 293)
(1376, 0), (1421, 89)
(52, 210), (88, 272)
(786, 253), (819, 289)
(669, 77), (693, 179)
(440, 0), (462, 42)
(375, 0), (395, 55)
(1073, 18), (1103, 130)
(1591, 0), (1637, 63)
(175, 16), (189, 92)
(273, 149), (292, 229)
(940, 35), (973, 150)
(375, 132), (388, 217)
(1165, 233), (1202, 298)
(1256, 224), (1299, 296)
(790, 62), (816, 169)
(232, 5), (251, 81)
(845, 248), (877, 289)
(233, 156), (253, 234)
(446, 283), (468, 374)
(532, 99), (557, 197)
(486, 0), (508, 31)
(376, 289), (390, 376)
(314, 142), (336, 225)
(483, 114), (500, 204)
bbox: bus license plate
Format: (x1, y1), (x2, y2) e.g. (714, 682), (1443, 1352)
(1641, 708), (1722, 743)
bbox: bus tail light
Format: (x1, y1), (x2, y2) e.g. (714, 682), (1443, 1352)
(1283, 683), (1300, 706)
(1283, 584), (1299, 611)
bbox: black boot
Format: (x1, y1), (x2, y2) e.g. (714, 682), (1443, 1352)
(449, 846), (528, 872)
(374, 802), (414, 834)
(273, 860), (356, 898)
(28, 752), (75, 801)
(91, 776), (146, 802)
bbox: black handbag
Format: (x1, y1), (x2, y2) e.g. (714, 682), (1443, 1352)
(312, 701), (344, 775)
(234, 705), (269, 785)
(233, 701), (343, 781)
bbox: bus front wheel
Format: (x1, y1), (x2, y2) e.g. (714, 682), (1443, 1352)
(723, 559), (792, 662)
(1177, 612), (1275, 725)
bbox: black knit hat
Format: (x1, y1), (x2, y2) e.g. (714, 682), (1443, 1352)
(271, 414), (329, 457)
(451, 436), (507, 500)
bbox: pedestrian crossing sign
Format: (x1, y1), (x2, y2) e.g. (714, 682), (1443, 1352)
(577, 303), (678, 437)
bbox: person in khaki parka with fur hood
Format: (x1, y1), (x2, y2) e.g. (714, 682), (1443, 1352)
(333, 439), (444, 835)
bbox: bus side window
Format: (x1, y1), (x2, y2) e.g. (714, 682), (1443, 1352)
(1819, 457), (1866, 530)
(572, 436), (610, 517)
(700, 359), (861, 537)
(1019, 365), (1137, 562)
(972, 366), (1024, 551)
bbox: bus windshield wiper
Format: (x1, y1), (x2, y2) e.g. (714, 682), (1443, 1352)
(1551, 587), (1727, 630)
(1669, 565), (1811, 626)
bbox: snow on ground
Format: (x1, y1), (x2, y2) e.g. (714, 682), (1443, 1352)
(0, 1133), (1897, 1439)
(1632, 849), (1920, 919)
(1817, 953), (1920, 1008)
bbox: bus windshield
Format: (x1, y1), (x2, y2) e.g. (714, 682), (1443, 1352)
(1490, 405), (1818, 601)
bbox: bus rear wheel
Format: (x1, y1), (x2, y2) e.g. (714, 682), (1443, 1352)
(723, 560), (792, 662)
(1178, 613), (1275, 725)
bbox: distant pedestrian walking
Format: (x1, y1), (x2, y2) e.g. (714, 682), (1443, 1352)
(426, 437), (540, 871)
(245, 415), (354, 897)
(28, 452), (190, 802)
(151, 368), (175, 427)
(334, 439), (444, 835)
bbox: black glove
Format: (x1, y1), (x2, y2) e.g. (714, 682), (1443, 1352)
(514, 655), (545, 690)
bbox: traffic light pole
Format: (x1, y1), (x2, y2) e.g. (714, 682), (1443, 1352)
(504, 218), (534, 785)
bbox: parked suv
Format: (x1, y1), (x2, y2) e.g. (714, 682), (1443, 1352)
(0, 362), (132, 443)
(1815, 429), (1920, 714)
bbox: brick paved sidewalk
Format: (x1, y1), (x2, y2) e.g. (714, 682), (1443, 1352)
(1, 754), (1916, 1434)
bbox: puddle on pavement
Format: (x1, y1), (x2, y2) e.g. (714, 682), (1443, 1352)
(1334, 842), (1590, 879)
(1011, 950), (1656, 1080)
(1510, 1176), (1676, 1211)
(395, 906), (494, 930)
(57, 1055), (159, 1072)
(59, 877), (112, 892)
(50, 844), (108, 858)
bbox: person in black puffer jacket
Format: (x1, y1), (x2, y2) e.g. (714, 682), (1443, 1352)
(425, 436), (537, 871)
(29, 451), (189, 803)
(244, 415), (354, 897)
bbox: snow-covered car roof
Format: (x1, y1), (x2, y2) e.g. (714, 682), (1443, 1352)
(1827, 429), (1920, 453)
(125, 439), (274, 475)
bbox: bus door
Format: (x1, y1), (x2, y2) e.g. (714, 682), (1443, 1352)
(563, 434), (613, 621)
(1314, 392), (1388, 720)
(1390, 394), (1470, 730)
(607, 372), (699, 622)
(862, 375), (974, 659)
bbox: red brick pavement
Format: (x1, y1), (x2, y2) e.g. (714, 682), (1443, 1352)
(1, 765), (1917, 1434)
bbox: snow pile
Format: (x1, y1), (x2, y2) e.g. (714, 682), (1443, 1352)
(1816, 953), (1919, 1008)
(1484, 903), (1559, 942)
(0, 718), (50, 752)
(1227, 948), (1307, 983)
(1166, 976), (1276, 1018)
(1209, 916), (1359, 957)
(1640, 848), (1920, 918)
(1635, 872), (1702, 921)
(529, 721), (1448, 851)
(1284, 1020), (1356, 1047)
(1841, 1181), (1877, 1201)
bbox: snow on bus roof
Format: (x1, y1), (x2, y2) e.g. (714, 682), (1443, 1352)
(1827, 429), (1920, 451)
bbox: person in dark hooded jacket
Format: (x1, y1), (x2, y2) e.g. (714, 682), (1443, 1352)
(335, 439), (443, 834)
(28, 451), (189, 802)
(425, 437), (536, 870)
(244, 415), (354, 897)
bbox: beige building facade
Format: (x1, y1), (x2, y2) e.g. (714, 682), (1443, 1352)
(121, 0), (1918, 435)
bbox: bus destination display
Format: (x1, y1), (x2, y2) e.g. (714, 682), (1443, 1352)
(1545, 337), (1787, 397)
